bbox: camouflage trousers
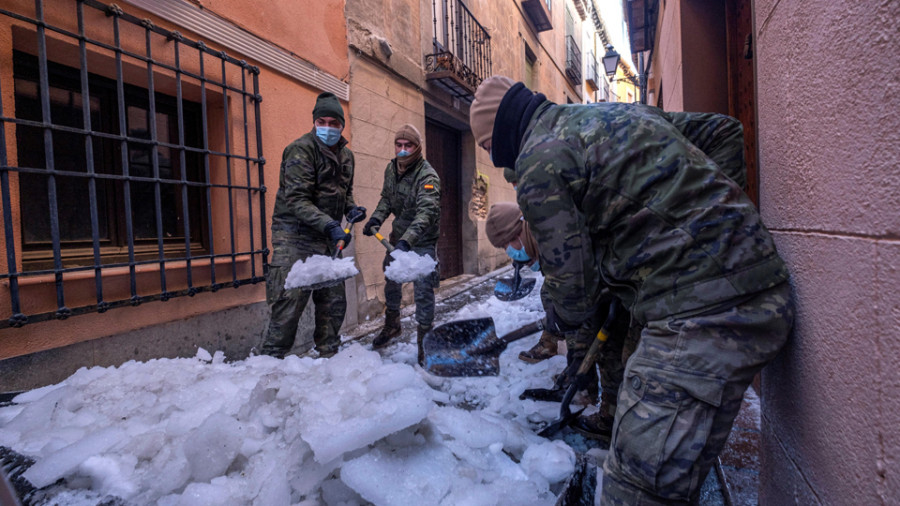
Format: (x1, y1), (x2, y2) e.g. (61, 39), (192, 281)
(601, 282), (794, 505)
(259, 237), (346, 358)
(383, 244), (439, 327)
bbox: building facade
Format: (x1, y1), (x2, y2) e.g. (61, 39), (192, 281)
(627, 0), (900, 502)
(0, 0), (353, 389)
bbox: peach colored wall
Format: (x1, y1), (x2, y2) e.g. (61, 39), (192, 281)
(754, 0), (900, 503)
(0, 0), (350, 359)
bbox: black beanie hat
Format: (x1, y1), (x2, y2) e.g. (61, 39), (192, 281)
(312, 92), (344, 125)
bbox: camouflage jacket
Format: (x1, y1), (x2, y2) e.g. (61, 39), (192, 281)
(514, 102), (789, 325)
(665, 111), (747, 189)
(270, 129), (356, 257)
(371, 157), (441, 247)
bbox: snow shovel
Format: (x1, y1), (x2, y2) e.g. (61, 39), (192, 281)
(371, 228), (434, 283)
(538, 300), (619, 438)
(422, 318), (544, 376)
(289, 222), (356, 292)
(494, 261), (536, 302)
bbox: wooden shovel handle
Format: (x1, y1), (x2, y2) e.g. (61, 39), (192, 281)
(500, 319), (545, 345)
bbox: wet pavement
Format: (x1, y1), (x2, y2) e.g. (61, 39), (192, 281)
(346, 265), (766, 505)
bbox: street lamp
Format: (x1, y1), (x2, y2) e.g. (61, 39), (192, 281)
(601, 44), (620, 78)
(602, 44), (643, 104)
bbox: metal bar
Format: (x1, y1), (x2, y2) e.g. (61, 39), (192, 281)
(77, 0), (106, 311)
(112, 8), (139, 303)
(240, 63), (255, 279)
(35, 0), (69, 319)
(252, 69), (267, 271)
(220, 58), (237, 286)
(0, 162), (260, 190)
(198, 45), (217, 289)
(173, 34), (194, 294)
(145, 20), (169, 299)
(0, 51), (25, 327)
(0, 116), (260, 162)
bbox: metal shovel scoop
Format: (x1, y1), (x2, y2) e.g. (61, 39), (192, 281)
(422, 318), (544, 376)
(494, 261), (536, 301)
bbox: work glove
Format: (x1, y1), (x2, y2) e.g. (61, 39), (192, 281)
(395, 239), (411, 252)
(363, 217), (382, 236)
(324, 220), (352, 247)
(347, 206), (367, 224)
(543, 305), (581, 335)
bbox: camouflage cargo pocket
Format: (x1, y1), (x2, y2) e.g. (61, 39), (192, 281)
(610, 358), (726, 501)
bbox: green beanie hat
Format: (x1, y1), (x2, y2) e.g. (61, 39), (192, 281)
(312, 92), (344, 125)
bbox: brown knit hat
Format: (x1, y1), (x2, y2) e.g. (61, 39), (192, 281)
(395, 124), (422, 146)
(470, 76), (516, 147)
(485, 202), (524, 248)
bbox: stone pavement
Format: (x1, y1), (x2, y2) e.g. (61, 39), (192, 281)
(347, 265), (761, 505)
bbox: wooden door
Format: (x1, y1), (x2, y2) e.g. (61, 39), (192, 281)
(425, 120), (462, 279)
(726, 0), (758, 204)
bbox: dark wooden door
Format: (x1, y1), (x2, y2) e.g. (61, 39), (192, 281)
(425, 120), (462, 279)
(726, 0), (758, 204)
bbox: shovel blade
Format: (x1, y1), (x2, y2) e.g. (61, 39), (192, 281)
(494, 277), (536, 301)
(422, 318), (506, 377)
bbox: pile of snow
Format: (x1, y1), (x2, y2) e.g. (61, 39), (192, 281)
(384, 250), (437, 283)
(0, 332), (576, 505)
(284, 255), (358, 290)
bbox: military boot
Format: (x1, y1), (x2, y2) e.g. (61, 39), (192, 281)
(416, 324), (432, 366)
(372, 310), (402, 349)
(518, 330), (559, 363)
(571, 389), (617, 441)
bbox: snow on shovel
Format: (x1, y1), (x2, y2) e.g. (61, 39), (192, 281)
(284, 223), (359, 291)
(373, 231), (437, 283)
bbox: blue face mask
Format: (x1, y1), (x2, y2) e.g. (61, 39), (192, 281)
(397, 150), (411, 157)
(316, 126), (341, 146)
(505, 245), (531, 263)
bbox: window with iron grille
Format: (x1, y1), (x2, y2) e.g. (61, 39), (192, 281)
(0, 0), (268, 328)
(13, 51), (207, 270)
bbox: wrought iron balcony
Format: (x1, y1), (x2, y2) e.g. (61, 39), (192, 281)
(565, 35), (582, 85)
(425, 0), (491, 103)
(585, 50), (598, 89)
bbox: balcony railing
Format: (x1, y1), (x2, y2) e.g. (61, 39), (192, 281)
(585, 50), (598, 89)
(425, 0), (491, 103)
(565, 36), (582, 85)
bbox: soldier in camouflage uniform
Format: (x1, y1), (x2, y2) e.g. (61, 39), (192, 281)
(259, 92), (366, 359)
(470, 76), (794, 504)
(364, 124), (441, 365)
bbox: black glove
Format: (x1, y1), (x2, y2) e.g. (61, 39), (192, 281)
(395, 239), (411, 252)
(543, 305), (581, 335)
(363, 217), (382, 236)
(324, 220), (352, 246)
(347, 206), (367, 224)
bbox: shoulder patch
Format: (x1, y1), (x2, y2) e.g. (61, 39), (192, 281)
(423, 184), (434, 190)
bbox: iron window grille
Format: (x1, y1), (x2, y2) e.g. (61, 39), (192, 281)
(0, 0), (268, 328)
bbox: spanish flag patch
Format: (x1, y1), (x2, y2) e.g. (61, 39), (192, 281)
(423, 184), (434, 190)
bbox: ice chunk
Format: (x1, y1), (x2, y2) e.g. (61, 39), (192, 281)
(22, 426), (127, 488)
(182, 412), (243, 482)
(384, 250), (437, 283)
(299, 346), (433, 463)
(341, 444), (457, 506)
(284, 255), (358, 290)
(520, 440), (575, 484)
